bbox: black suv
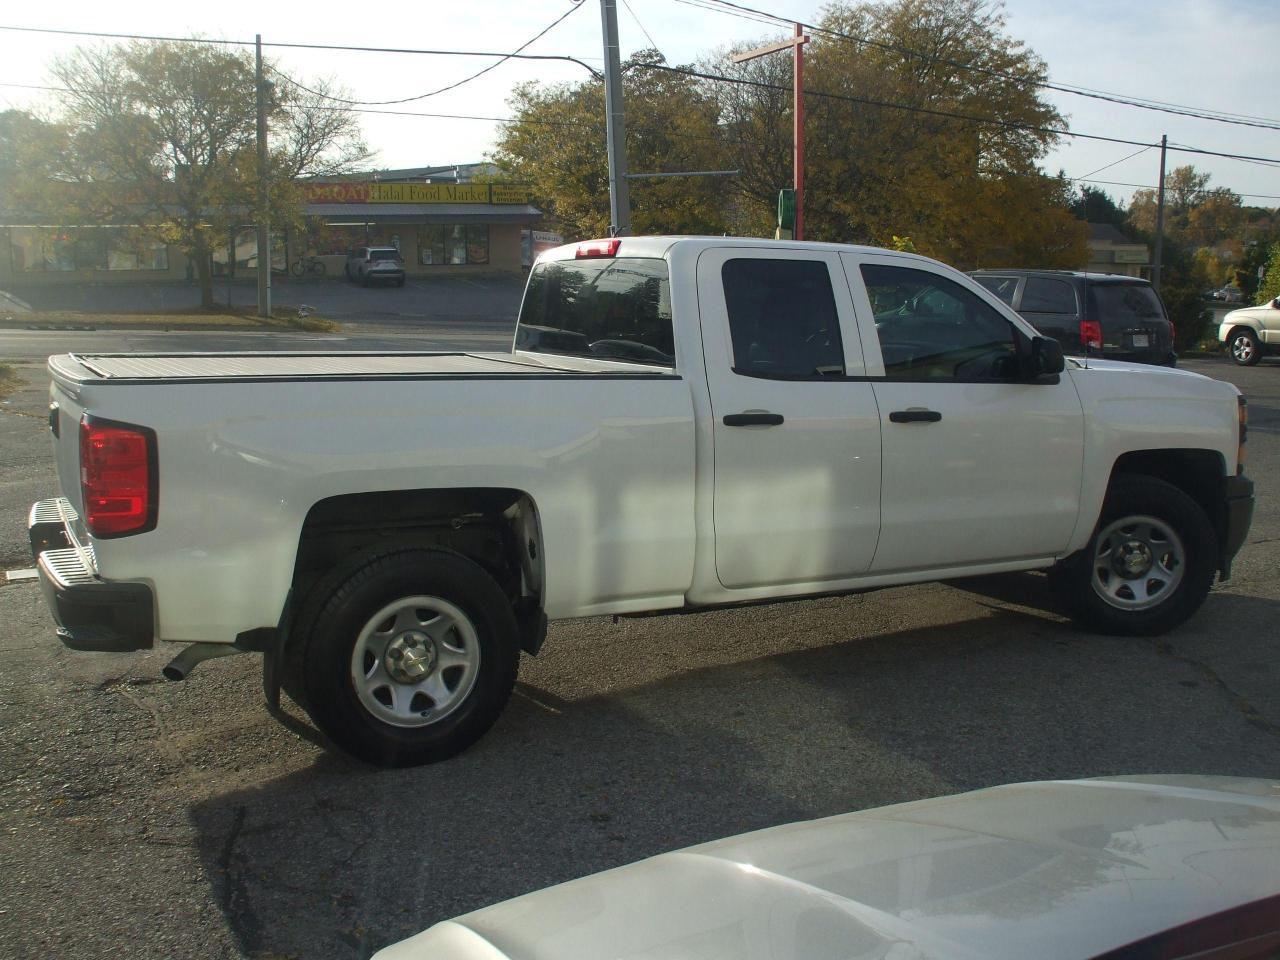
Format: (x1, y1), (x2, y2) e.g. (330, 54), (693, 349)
(970, 270), (1176, 366)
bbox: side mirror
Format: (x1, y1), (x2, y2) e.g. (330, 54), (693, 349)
(1027, 336), (1064, 382)
(1272, 298), (1280, 310)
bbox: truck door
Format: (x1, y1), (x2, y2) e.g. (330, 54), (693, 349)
(696, 247), (882, 590)
(844, 253), (1084, 573)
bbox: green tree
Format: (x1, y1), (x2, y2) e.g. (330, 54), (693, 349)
(493, 50), (729, 239)
(1258, 242), (1280, 305)
(44, 40), (370, 307)
(1069, 185), (1128, 229)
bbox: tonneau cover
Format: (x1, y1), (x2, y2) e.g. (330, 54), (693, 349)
(58, 351), (612, 382)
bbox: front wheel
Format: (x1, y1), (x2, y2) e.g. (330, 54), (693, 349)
(1054, 475), (1216, 636)
(289, 548), (520, 766)
(290, 260), (305, 278)
(310, 260), (327, 277)
(1229, 329), (1262, 366)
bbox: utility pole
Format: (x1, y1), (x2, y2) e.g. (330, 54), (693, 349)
(731, 24), (810, 240)
(255, 34), (271, 318)
(1152, 133), (1167, 291)
(599, 0), (631, 236)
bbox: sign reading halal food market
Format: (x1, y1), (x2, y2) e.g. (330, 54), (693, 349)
(303, 182), (531, 205)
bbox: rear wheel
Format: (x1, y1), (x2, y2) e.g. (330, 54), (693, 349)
(289, 548), (519, 766)
(1229, 328), (1261, 366)
(1055, 475), (1216, 636)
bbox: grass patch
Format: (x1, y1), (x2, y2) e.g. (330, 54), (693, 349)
(6, 306), (339, 333)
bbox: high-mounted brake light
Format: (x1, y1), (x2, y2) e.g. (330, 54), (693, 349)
(1080, 320), (1102, 351)
(80, 416), (157, 538)
(575, 238), (621, 259)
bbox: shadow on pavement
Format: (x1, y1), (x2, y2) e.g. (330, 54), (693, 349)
(189, 590), (1280, 959)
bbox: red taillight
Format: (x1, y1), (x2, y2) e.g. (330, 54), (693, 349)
(80, 417), (156, 538)
(575, 238), (621, 259)
(1080, 320), (1102, 350)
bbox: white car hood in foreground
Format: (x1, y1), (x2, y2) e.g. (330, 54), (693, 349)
(374, 776), (1280, 960)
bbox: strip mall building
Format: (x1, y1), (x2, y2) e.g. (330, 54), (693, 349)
(0, 166), (549, 285)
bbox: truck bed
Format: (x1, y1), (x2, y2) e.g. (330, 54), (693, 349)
(50, 351), (668, 384)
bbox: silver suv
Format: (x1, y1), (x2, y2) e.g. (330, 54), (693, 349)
(345, 246), (406, 287)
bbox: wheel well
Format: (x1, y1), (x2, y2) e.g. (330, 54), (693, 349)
(1109, 449), (1227, 554)
(1226, 325), (1259, 343)
(291, 487), (545, 653)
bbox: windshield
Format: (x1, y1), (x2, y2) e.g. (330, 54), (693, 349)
(515, 256), (674, 366)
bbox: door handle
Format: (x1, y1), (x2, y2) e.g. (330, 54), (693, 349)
(723, 412), (785, 427)
(889, 409), (942, 424)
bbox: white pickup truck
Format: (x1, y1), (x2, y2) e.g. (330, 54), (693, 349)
(29, 237), (1254, 766)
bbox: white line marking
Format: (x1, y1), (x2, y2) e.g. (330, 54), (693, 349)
(5, 569), (38, 582)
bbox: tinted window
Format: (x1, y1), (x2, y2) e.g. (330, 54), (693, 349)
(862, 264), (1017, 380)
(369, 248), (400, 261)
(974, 275), (1018, 305)
(1088, 283), (1166, 327)
(1021, 277), (1077, 314)
(516, 257), (674, 366)
(722, 259), (844, 377)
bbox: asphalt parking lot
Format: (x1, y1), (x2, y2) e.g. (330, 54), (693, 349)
(0, 348), (1277, 960)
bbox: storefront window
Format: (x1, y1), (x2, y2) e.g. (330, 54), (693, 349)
(417, 224), (489, 266)
(8, 227), (168, 272)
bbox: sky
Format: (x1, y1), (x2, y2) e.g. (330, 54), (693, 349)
(1, 0), (1277, 209)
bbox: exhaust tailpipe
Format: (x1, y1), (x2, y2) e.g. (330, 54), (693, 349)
(163, 643), (243, 681)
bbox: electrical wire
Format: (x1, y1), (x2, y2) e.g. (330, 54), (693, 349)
(621, 0), (664, 52)
(1075, 146), (1153, 181)
(0, 24), (601, 77)
(669, 0), (1280, 131)
(267, 2), (586, 106)
(632, 61), (1280, 165)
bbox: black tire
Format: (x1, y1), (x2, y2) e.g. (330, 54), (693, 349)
(1228, 328), (1262, 366)
(312, 261), (327, 277)
(289, 548), (519, 766)
(290, 260), (305, 278)
(1055, 475), (1216, 636)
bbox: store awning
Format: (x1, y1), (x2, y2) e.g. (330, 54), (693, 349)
(304, 203), (542, 222)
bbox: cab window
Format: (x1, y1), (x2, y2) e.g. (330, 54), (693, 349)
(862, 264), (1018, 381)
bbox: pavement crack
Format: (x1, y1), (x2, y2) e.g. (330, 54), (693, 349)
(216, 805), (266, 950)
(1150, 639), (1280, 737)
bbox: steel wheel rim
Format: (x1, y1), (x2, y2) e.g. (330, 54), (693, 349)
(1091, 514), (1186, 611)
(350, 595), (480, 728)
(1232, 335), (1255, 362)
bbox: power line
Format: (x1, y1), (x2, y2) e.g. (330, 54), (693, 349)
(267, 3), (585, 107)
(670, 0), (1280, 131)
(1075, 146), (1152, 181)
(621, 0), (663, 52)
(4, 23), (1278, 166)
(0, 24), (601, 76)
(1071, 178), (1280, 202)
(635, 61), (1280, 165)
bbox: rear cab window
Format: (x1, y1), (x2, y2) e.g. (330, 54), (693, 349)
(369, 248), (401, 262)
(516, 256), (674, 366)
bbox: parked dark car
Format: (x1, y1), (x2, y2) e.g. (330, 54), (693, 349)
(345, 246), (406, 287)
(970, 270), (1176, 366)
